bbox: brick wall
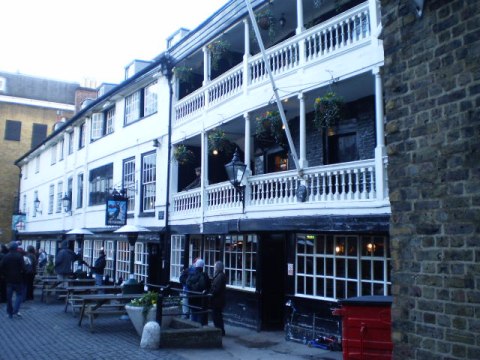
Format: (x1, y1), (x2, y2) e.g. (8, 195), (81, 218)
(381, 1), (480, 358)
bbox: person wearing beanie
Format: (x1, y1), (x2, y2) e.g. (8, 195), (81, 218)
(0, 241), (26, 318)
(186, 258), (210, 325)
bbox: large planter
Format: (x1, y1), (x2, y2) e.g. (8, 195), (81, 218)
(125, 305), (180, 337)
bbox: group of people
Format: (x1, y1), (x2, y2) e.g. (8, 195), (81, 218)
(0, 240), (107, 319)
(0, 241), (42, 318)
(180, 258), (227, 336)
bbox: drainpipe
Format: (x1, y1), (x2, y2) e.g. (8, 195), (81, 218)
(160, 54), (174, 282)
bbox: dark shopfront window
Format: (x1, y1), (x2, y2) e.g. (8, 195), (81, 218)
(88, 163), (113, 206)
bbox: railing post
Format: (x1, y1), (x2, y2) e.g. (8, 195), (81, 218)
(156, 291), (163, 325)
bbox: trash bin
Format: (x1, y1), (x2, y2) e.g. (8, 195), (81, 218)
(332, 295), (393, 360)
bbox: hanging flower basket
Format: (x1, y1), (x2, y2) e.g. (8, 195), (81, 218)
(255, 110), (286, 148)
(208, 128), (234, 156)
(173, 65), (194, 83)
(173, 144), (195, 165)
(313, 92), (344, 130)
(207, 39), (230, 70)
(255, 7), (276, 42)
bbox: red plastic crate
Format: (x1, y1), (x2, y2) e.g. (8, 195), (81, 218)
(332, 296), (393, 360)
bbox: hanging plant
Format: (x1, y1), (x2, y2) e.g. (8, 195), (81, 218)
(254, 110), (286, 148)
(313, 92), (344, 130)
(208, 128), (234, 156)
(173, 65), (194, 83)
(254, 7), (276, 43)
(207, 39), (230, 70)
(173, 144), (195, 165)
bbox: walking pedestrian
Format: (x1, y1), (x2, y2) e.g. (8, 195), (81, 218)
(54, 240), (77, 286)
(0, 244), (8, 303)
(90, 250), (106, 286)
(186, 258), (210, 325)
(210, 261), (227, 336)
(24, 245), (37, 301)
(0, 241), (26, 318)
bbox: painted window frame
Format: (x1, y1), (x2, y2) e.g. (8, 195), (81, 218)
(122, 157), (136, 212)
(170, 235), (185, 282)
(224, 234), (257, 291)
(140, 152), (156, 213)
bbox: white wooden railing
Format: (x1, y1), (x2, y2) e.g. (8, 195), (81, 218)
(171, 158), (385, 216)
(174, 3), (371, 124)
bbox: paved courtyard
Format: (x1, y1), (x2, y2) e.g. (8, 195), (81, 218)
(0, 295), (342, 360)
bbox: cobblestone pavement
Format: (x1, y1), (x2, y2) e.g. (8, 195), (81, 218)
(0, 296), (342, 360)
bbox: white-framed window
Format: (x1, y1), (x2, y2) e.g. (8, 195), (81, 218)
(224, 234), (257, 290)
(68, 132), (74, 155)
(295, 234), (391, 301)
(106, 107), (115, 134)
(79, 122), (86, 149)
(91, 113), (104, 141)
(33, 190), (39, 217)
(124, 91), (140, 125)
(144, 81), (158, 116)
(115, 240), (130, 283)
(141, 152), (156, 212)
(56, 181), (63, 213)
(23, 163), (28, 179)
(170, 235), (185, 282)
(35, 156), (40, 173)
(77, 173), (84, 208)
(105, 240), (115, 281)
(134, 242), (148, 284)
(50, 144), (57, 165)
(22, 194), (27, 214)
(204, 235), (222, 278)
(88, 163), (113, 206)
(123, 158), (136, 212)
(83, 240), (93, 272)
(48, 184), (55, 214)
(59, 138), (64, 161)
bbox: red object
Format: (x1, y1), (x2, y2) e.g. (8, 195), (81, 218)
(332, 296), (393, 360)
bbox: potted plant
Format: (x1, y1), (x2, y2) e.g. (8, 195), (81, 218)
(313, 92), (344, 130)
(173, 144), (195, 165)
(125, 291), (158, 336)
(207, 39), (230, 70)
(208, 128), (234, 156)
(173, 65), (194, 83)
(255, 110), (287, 148)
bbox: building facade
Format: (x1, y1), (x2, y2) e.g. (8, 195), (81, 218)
(381, 0), (480, 358)
(15, 0), (390, 334)
(0, 72), (95, 243)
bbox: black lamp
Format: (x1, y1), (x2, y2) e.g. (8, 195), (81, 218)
(34, 197), (42, 214)
(225, 148), (247, 210)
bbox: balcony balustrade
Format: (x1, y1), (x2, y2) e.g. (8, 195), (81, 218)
(174, 3), (371, 125)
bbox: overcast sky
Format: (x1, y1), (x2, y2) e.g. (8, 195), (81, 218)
(2, 0), (228, 86)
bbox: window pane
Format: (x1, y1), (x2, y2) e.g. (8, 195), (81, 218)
(142, 153), (156, 211)
(4, 120), (21, 141)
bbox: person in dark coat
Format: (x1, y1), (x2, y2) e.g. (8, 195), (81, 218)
(186, 259), (210, 325)
(0, 241), (26, 318)
(24, 245), (38, 301)
(0, 244), (8, 303)
(91, 250), (106, 286)
(210, 261), (227, 335)
(54, 240), (77, 285)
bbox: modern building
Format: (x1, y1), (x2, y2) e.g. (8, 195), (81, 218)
(0, 72), (96, 243)
(15, 0), (389, 334)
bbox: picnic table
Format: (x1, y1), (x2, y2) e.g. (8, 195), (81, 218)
(38, 278), (95, 302)
(64, 285), (122, 314)
(77, 293), (144, 332)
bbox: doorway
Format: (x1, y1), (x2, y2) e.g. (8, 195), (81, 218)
(260, 233), (286, 330)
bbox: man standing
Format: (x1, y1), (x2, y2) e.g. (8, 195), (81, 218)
(210, 261), (227, 335)
(0, 241), (25, 318)
(91, 250), (106, 286)
(54, 240), (77, 285)
(186, 259), (210, 325)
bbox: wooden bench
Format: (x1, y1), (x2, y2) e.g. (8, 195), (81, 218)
(84, 304), (127, 332)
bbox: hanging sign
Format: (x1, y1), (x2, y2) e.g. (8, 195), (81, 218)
(105, 190), (128, 226)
